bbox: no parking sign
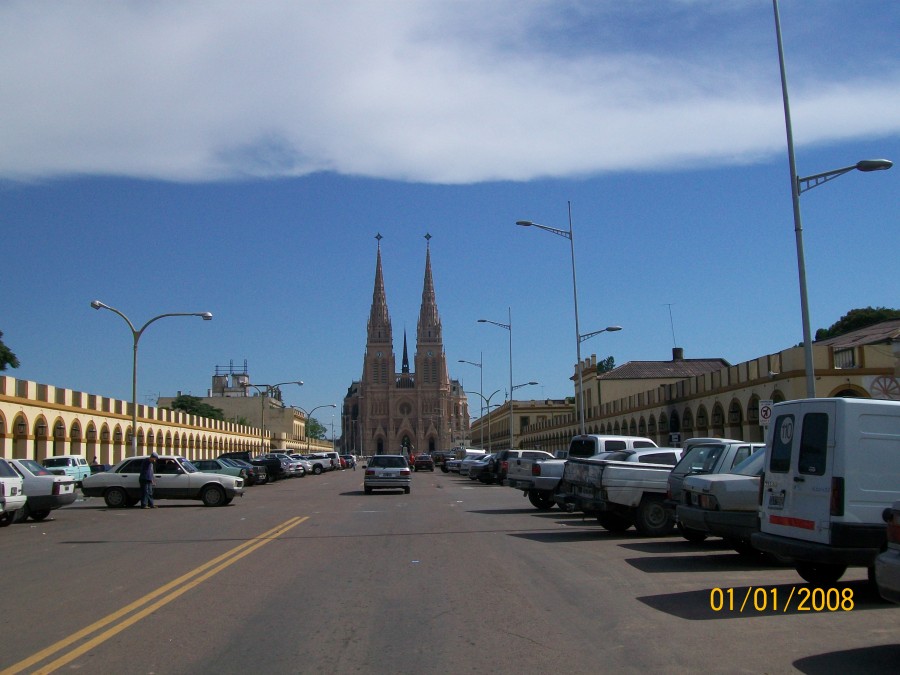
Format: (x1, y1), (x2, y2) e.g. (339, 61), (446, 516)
(759, 399), (774, 426)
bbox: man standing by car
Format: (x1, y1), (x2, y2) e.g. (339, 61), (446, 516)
(140, 452), (157, 509)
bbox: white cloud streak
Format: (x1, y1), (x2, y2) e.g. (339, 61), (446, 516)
(1, 0), (898, 183)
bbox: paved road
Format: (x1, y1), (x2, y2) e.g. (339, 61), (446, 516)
(0, 468), (897, 674)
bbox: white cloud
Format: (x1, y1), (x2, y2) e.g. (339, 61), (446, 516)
(1, 0), (898, 183)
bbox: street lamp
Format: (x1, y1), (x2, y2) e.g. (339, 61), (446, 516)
(465, 388), (502, 452)
(479, 308), (514, 449)
(90, 300), (212, 457)
(294, 403), (337, 451)
(458, 354), (483, 447)
(517, 202), (594, 434)
(511, 381), (539, 450)
(772, 0), (893, 398)
(246, 381), (303, 451)
(578, 326), (623, 431)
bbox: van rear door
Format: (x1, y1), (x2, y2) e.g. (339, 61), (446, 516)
(761, 400), (836, 545)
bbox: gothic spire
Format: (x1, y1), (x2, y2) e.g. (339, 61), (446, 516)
(417, 233), (442, 344)
(402, 329), (410, 373)
(367, 233), (392, 345)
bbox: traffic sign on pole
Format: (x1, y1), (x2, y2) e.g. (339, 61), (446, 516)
(759, 400), (774, 426)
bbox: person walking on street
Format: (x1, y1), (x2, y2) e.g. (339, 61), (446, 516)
(140, 452), (158, 508)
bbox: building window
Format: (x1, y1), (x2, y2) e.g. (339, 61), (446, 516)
(833, 348), (856, 369)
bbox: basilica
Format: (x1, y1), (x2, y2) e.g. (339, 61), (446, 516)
(341, 235), (470, 456)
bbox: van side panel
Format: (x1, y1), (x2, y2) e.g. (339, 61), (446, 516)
(847, 411), (900, 523)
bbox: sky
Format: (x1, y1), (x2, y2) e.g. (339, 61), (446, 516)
(2, 0), (898, 437)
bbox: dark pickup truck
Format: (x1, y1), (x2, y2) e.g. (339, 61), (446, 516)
(219, 451), (288, 481)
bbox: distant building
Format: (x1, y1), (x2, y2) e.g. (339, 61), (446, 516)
(157, 362), (331, 452)
(342, 235), (469, 456)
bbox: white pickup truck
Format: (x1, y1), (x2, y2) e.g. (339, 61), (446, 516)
(506, 435), (658, 510)
(555, 447), (683, 536)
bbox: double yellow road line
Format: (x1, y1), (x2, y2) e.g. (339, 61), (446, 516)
(2, 516), (308, 675)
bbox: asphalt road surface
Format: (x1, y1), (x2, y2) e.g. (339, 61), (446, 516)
(1, 467), (897, 674)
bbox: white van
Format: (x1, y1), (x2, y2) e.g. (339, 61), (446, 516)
(42, 455), (92, 485)
(563, 435), (657, 460)
(752, 398), (900, 585)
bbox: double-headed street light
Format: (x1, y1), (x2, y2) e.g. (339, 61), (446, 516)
(772, 0), (893, 398)
(577, 326), (622, 433)
(478, 309), (515, 449)
(90, 300), (212, 457)
(246, 381), (304, 451)
(458, 354), (483, 446)
(465, 388), (502, 452)
(518, 204), (615, 436)
(294, 403), (337, 451)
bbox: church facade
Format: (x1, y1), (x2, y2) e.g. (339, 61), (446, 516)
(341, 235), (470, 457)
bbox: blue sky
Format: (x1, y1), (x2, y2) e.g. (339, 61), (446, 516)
(2, 1), (898, 435)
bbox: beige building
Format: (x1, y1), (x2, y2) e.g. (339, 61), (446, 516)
(157, 363), (333, 453)
(482, 320), (900, 456)
(0, 376), (262, 464)
(342, 236), (469, 457)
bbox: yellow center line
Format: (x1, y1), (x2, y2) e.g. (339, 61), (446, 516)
(1, 516), (308, 675)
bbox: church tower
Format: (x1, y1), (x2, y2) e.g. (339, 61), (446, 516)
(342, 234), (469, 457)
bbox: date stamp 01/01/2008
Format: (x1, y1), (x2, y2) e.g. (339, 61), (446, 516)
(709, 586), (855, 613)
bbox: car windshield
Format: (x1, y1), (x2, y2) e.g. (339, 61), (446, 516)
(676, 444), (725, 474)
(733, 448), (766, 476)
(180, 460), (199, 473)
(219, 458), (240, 467)
(590, 451), (630, 461)
(0, 461), (18, 478)
(19, 459), (53, 476)
(42, 457), (73, 467)
(370, 456), (407, 468)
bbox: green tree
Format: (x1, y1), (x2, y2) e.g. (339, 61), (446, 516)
(0, 331), (20, 371)
(306, 417), (328, 440)
(597, 356), (616, 374)
(815, 307), (900, 340)
(168, 394), (225, 421)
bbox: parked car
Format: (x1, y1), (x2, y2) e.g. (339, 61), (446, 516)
(41, 455), (92, 485)
(289, 454), (314, 476)
(875, 501), (900, 604)
(82, 455), (244, 507)
(192, 458), (249, 481)
(676, 448), (767, 552)
(0, 459), (26, 526)
(364, 455), (411, 495)
(494, 449), (554, 485)
(467, 454), (498, 483)
(266, 452), (305, 477)
(7, 459), (77, 522)
(341, 455), (357, 469)
(413, 454), (435, 472)
(219, 451), (286, 482)
(220, 457), (266, 485)
(303, 453), (332, 475)
(324, 451), (343, 470)
(445, 457), (462, 473)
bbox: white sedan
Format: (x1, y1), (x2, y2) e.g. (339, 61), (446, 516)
(81, 455), (243, 507)
(8, 459), (76, 522)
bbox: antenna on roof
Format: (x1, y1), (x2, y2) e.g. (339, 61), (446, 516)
(664, 303), (677, 348)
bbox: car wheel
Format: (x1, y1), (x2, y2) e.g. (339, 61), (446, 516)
(634, 496), (675, 536)
(677, 523), (708, 543)
(527, 490), (555, 511)
(29, 509), (52, 521)
(597, 512), (632, 532)
(222, 497), (234, 506)
(313, 465), (323, 475)
(440, 465), (449, 473)
(104, 487), (128, 508)
(404, 487), (410, 494)
(201, 485), (227, 507)
(364, 486), (373, 495)
(795, 562), (847, 585)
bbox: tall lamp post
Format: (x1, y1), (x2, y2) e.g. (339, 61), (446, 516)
(772, 0), (892, 399)
(479, 308), (514, 449)
(294, 403), (337, 451)
(90, 300), (212, 457)
(519, 203), (604, 435)
(246, 381), (304, 451)
(458, 354), (483, 447)
(577, 326), (622, 434)
(465, 388), (501, 451)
